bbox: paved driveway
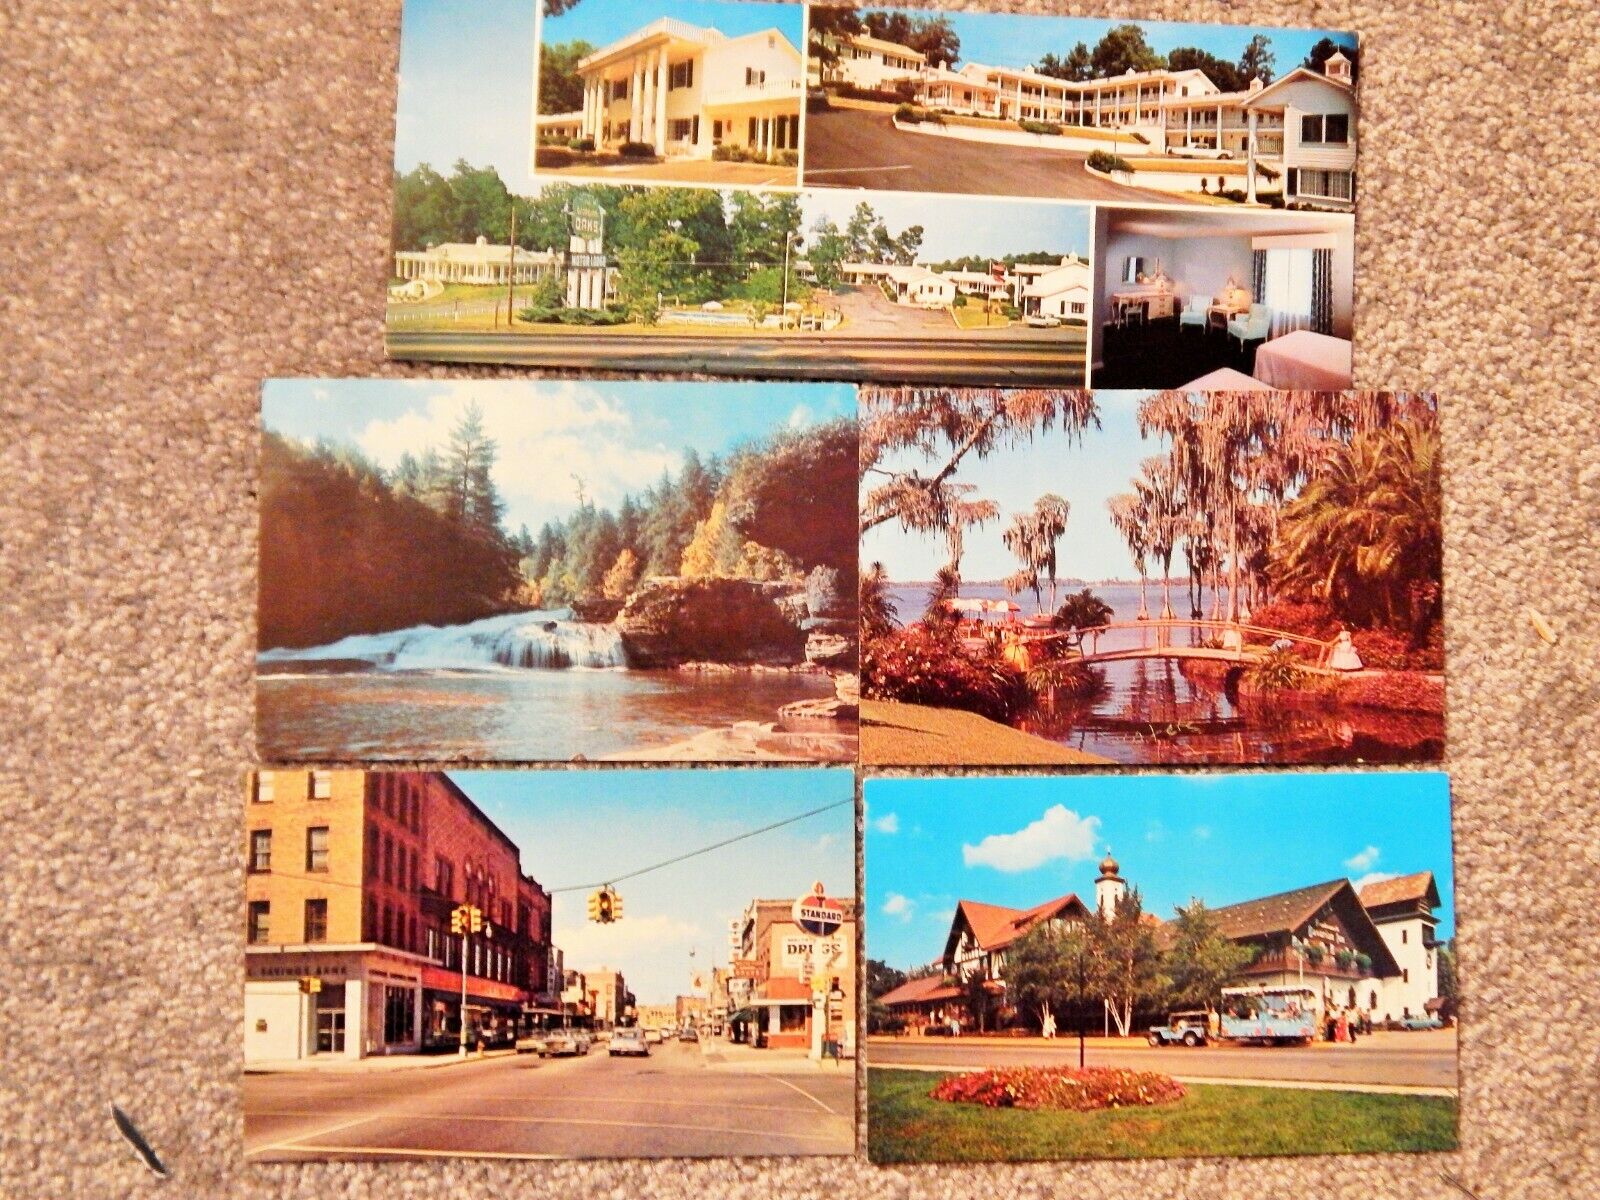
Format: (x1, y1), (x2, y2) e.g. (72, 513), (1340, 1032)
(828, 283), (952, 336)
(803, 104), (1170, 202)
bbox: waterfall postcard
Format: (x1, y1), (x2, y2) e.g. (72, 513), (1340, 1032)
(859, 388), (1444, 767)
(862, 771), (1457, 1163)
(257, 379), (858, 763)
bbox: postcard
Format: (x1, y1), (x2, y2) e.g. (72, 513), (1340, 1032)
(806, 5), (1358, 211)
(864, 771), (1458, 1163)
(1091, 204), (1354, 389)
(257, 379), (858, 763)
(859, 388), (1443, 766)
(245, 767), (858, 1160)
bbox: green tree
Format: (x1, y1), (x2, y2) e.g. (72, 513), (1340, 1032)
(1097, 887), (1167, 1037)
(1037, 43), (1093, 82)
(844, 201), (878, 260)
(600, 547), (640, 600)
(808, 4), (863, 72)
(860, 560), (899, 642)
(1238, 34), (1276, 86)
(806, 215), (848, 289)
(1005, 924), (1072, 1033)
(539, 40), (595, 114)
(1167, 47), (1245, 92)
(1002, 493), (1070, 612)
(1091, 24), (1163, 78)
(1053, 587), (1114, 631)
(1165, 900), (1252, 1010)
(439, 402), (505, 539)
(391, 164), (462, 253)
(447, 159), (515, 243)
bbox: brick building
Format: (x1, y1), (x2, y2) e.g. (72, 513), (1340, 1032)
(732, 890), (857, 1056)
(244, 770), (552, 1062)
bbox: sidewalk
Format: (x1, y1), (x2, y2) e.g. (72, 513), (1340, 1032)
(698, 1038), (856, 1074)
(245, 1048), (519, 1076)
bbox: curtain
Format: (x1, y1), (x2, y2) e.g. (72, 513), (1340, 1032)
(1311, 248), (1334, 335)
(1263, 248), (1313, 337)
(1251, 249), (1266, 304)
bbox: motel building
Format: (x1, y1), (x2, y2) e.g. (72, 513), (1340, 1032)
(878, 854), (1442, 1032)
(829, 30), (1356, 210)
(729, 890), (857, 1057)
(393, 236), (564, 286)
(838, 255), (1089, 318)
(244, 770), (554, 1064)
(545, 17), (802, 161)
(814, 31), (927, 90)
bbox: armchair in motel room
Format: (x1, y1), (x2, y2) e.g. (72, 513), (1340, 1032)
(1178, 296), (1209, 334)
(1227, 303), (1272, 351)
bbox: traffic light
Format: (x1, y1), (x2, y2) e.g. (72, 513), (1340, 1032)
(587, 890), (602, 922)
(610, 890), (623, 921)
(469, 907), (484, 934)
(450, 907), (464, 934)
(596, 889), (615, 924)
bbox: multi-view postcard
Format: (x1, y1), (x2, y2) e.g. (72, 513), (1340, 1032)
(387, 1), (1355, 386)
(860, 388), (1443, 766)
(245, 767), (857, 1160)
(864, 771), (1458, 1163)
(257, 379), (858, 763)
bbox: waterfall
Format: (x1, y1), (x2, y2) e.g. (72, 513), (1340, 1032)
(259, 610), (628, 671)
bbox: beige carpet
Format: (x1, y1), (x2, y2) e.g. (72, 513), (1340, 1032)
(3, 0), (1599, 1196)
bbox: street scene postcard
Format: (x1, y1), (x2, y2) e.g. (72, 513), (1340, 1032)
(257, 379), (858, 764)
(860, 388), (1443, 766)
(245, 767), (857, 1161)
(386, 2), (1358, 385)
(864, 771), (1458, 1163)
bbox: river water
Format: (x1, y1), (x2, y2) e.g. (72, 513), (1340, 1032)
(256, 610), (836, 762)
(886, 582), (1444, 766)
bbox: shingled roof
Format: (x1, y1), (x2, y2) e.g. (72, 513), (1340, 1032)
(877, 974), (960, 1007)
(943, 893), (1090, 962)
(1358, 871), (1440, 911)
(1208, 880), (1348, 941)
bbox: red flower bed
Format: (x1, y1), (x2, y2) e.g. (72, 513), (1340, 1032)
(861, 624), (1029, 723)
(930, 1066), (1186, 1112)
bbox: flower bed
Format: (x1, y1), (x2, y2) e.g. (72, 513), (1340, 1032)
(931, 1066), (1186, 1112)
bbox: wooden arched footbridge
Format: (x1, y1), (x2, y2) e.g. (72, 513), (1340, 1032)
(998, 618), (1345, 676)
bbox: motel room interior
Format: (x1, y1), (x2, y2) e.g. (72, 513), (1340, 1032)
(1090, 207), (1355, 391)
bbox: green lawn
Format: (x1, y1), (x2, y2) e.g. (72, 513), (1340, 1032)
(868, 1070), (1457, 1163)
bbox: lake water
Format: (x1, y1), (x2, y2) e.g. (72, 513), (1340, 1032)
(257, 610), (836, 762)
(886, 582), (1444, 766)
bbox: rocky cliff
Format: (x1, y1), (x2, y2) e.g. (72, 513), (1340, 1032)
(616, 577), (808, 668)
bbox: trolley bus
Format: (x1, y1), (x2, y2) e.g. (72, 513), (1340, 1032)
(1218, 985), (1318, 1045)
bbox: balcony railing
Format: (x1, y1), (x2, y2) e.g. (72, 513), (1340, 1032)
(1245, 949), (1368, 978)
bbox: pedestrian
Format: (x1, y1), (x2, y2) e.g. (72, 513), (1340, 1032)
(1348, 1008), (1359, 1044)
(1336, 1008), (1350, 1043)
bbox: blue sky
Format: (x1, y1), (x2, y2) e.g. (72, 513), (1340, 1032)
(860, 7), (1355, 77)
(450, 767), (854, 1004)
(262, 378), (853, 537)
(865, 771), (1453, 971)
(543, 0), (802, 55)
(861, 390), (1154, 583)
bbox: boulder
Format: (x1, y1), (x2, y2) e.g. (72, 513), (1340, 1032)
(569, 596), (624, 623)
(779, 696), (859, 723)
(616, 576), (806, 668)
(805, 632), (857, 671)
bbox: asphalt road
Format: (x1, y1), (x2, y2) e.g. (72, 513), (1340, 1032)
(867, 1030), (1458, 1090)
(803, 106), (1167, 202)
(387, 328), (1086, 384)
(246, 1041), (855, 1161)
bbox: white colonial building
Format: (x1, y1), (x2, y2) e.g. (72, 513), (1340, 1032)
(393, 236), (564, 286)
(837, 254), (1088, 317)
(548, 17), (802, 160)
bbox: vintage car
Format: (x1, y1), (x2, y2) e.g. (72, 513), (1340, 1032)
(1147, 1010), (1211, 1046)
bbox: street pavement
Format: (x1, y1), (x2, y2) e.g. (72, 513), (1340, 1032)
(386, 327), (1086, 384)
(867, 1029), (1458, 1093)
(802, 105), (1168, 202)
(245, 1039), (855, 1161)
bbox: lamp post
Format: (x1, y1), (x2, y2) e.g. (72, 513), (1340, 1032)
(452, 903), (487, 1057)
(781, 230), (804, 326)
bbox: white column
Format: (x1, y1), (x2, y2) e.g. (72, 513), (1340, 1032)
(582, 79), (593, 140)
(654, 48), (668, 155)
(642, 54), (655, 146)
(1216, 104), (1223, 150)
(1246, 110), (1259, 204)
(1186, 106), (1192, 147)
(630, 60), (643, 142)
(345, 978), (365, 1060)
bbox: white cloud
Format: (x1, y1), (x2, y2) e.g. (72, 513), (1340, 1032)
(815, 833), (838, 852)
(1192, 825), (1212, 841)
(1345, 845), (1381, 872)
(882, 893), (915, 923)
(354, 381), (678, 527)
(962, 805), (1100, 873)
(1352, 871), (1397, 894)
(787, 403), (814, 429)
(925, 906), (954, 925)
(1144, 820), (1167, 843)
(873, 813), (900, 834)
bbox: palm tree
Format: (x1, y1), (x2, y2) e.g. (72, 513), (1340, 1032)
(1268, 418), (1442, 638)
(860, 560), (898, 642)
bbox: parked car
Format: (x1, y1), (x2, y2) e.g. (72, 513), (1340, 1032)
(680, 1026), (699, 1043)
(609, 1027), (650, 1057)
(1148, 1010), (1211, 1047)
(1023, 313), (1061, 329)
(643, 1027), (663, 1044)
(1398, 1014), (1444, 1031)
